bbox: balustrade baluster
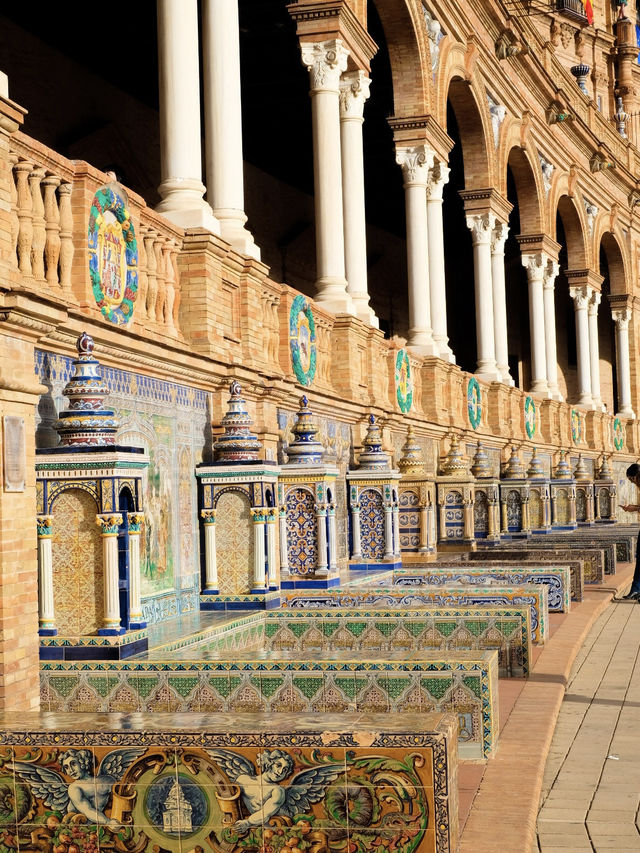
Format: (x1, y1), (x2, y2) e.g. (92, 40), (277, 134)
(58, 183), (74, 291)
(170, 242), (181, 332)
(144, 229), (158, 321)
(162, 242), (177, 334)
(42, 175), (61, 287)
(154, 237), (166, 325)
(29, 168), (46, 281)
(14, 160), (34, 277)
(137, 226), (148, 322)
(8, 153), (18, 268)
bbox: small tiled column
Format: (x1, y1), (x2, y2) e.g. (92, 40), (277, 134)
(266, 509), (278, 589)
(392, 501), (401, 557)
(278, 506), (290, 577)
(437, 496), (446, 543)
(585, 488), (595, 524)
(351, 501), (362, 559)
(487, 491), (499, 539)
(251, 509), (267, 592)
(463, 495), (474, 541)
(521, 495), (530, 535)
(500, 498), (509, 533)
(96, 514), (123, 635)
(419, 503), (429, 551)
(201, 509), (218, 593)
(327, 502), (338, 572)
(127, 512), (146, 627)
(383, 502), (394, 560)
(37, 515), (56, 635)
(569, 486), (577, 526)
(315, 503), (329, 575)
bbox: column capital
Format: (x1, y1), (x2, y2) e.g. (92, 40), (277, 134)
(36, 515), (54, 537)
(543, 257), (560, 289)
(491, 221), (510, 254)
(426, 161), (450, 201)
(466, 212), (497, 246)
(95, 514), (123, 536)
(314, 502), (328, 516)
(127, 512), (145, 533)
(569, 285), (591, 310)
(201, 508), (217, 524)
(521, 251), (547, 281)
(339, 70), (371, 119)
(395, 145), (434, 187)
(612, 306), (632, 328)
(588, 289), (601, 314)
(301, 39), (349, 92)
(250, 508), (268, 523)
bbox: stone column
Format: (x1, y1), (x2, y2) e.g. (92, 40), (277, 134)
(392, 501), (401, 557)
(521, 494), (530, 534)
(278, 505), (290, 577)
(570, 286), (594, 407)
(383, 503), (394, 559)
(492, 221), (513, 385)
(612, 307), (635, 417)
(543, 259), (563, 401)
(200, 509), (218, 593)
(266, 509), (278, 588)
(521, 253), (550, 395)
(351, 502), (362, 559)
(585, 487), (595, 524)
(127, 513), (146, 627)
(438, 497), (446, 543)
(36, 516), (55, 635)
(500, 498), (508, 533)
(301, 40), (354, 315)
(251, 509), (267, 592)
(96, 514), (123, 634)
(463, 495), (474, 541)
(396, 146), (439, 355)
(315, 503), (329, 575)
(156, 0), (218, 231)
(419, 504), (429, 551)
(427, 162), (455, 362)
(467, 213), (501, 381)
(569, 486), (577, 525)
(588, 290), (602, 409)
(202, 0), (259, 258)
(327, 502), (338, 572)
(339, 71), (377, 327)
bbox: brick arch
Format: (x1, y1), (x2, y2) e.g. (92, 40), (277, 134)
(505, 145), (544, 234)
(598, 231), (628, 297)
(555, 194), (588, 270)
(371, 0), (433, 116)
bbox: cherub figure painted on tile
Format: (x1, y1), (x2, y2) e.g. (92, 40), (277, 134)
(10, 747), (145, 827)
(208, 748), (343, 834)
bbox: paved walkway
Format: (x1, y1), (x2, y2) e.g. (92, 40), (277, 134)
(537, 599), (640, 852)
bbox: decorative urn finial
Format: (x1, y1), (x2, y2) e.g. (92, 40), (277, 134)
(471, 441), (492, 479)
(439, 434), (469, 477)
(527, 447), (545, 479)
(502, 445), (525, 479)
(573, 453), (591, 482)
(54, 332), (119, 447)
(553, 449), (573, 479)
(285, 395), (324, 465)
(357, 415), (390, 470)
(213, 381), (261, 462)
(597, 454), (613, 482)
(399, 425), (425, 476)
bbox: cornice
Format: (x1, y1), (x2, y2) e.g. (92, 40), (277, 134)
(287, 1), (378, 71)
(388, 114), (454, 161)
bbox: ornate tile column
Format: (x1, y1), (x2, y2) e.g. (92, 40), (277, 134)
(200, 509), (218, 594)
(96, 514), (124, 635)
(36, 516), (55, 636)
(127, 512), (146, 628)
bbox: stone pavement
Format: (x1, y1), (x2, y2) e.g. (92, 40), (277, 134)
(537, 598), (640, 852)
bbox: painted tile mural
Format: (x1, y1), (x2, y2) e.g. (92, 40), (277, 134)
(35, 350), (210, 623)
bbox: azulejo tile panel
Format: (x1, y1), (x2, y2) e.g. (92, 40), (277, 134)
(0, 716), (459, 853)
(285, 486), (318, 574)
(359, 488), (385, 560)
(216, 490), (255, 594)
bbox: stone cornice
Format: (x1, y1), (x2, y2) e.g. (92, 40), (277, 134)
(459, 188), (513, 222)
(516, 234), (562, 259)
(287, 1), (378, 71)
(565, 268), (604, 290)
(0, 94), (26, 135)
(388, 115), (454, 163)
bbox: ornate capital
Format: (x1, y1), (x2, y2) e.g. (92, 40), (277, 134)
(612, 307), (632, 329)
(466, 213), (496, 245)
(426, 161), (450, 200)
(96, 514), (123, 535)
(521, 252), (546, 281)
(588, 290), (601, 315)
(569, 285), (591, 311)
(339, 71), (371, 119)
(351, 502), (361, 512)
(266, 508), (278, 523)
(201, 508), (217, 525)
(543, 258), (560, 289)
(279, 505), (287, 518)
(395, 145), (434, 187)
(250, 508), (268, 524)
(128, 512), (145, 533)
(36, 515), (54, 538)
(314, 503), (328, 516)
(491, 221), (510, 254)
(301, 39), (349, 92)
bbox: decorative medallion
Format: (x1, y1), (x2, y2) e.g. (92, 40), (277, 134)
(571, 409), (583, 444)
(524, 396), (536, 440)
(467, 377), (482, 430)
(289, 294), (317, 386)
(395, 348), (413, 413)
(88, 186), (138, 325)
(613, 416), (624, 451)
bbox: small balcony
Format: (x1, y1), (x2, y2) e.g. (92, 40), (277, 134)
(555, 0), (588, 23)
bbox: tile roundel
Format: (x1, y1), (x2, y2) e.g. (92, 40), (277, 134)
(359, 487), (385, 560)
(285, 486), (317, 575)
(215, 489), (254, 594)
(52, 487), (103, 635)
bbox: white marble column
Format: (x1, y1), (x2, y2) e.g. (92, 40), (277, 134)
(156, 0), (218, 231)
(491, 221), (513, 385)
(588, 290), (602, 409)
(543, 259), (563, 401)
(612, 307), (635, 417)
(96, 514), (123, 634)
(278, 505), (290, 577)
(522, 252), (550, 395)
(37, 516), (55, 635)
(351, 502), (362, 559)
(301, 40), (354, 315)
(570, 286), (594, 407)
(392, 501), (401, 558)
(202, 0), (259, 258)
(127, 513), (146, 625)
(201, 509), (218, 593)
(266, 509), (278, 588)
(467, 213), (500, 381)
(251, 509), (267, 591)
(315, 503), (329, 575)
(427, 163), (455, 362)
(383, 504), (394, 559)
(340, 71), (377, 327)
(396, 145), (438, 355)
(327, 503), (338, 572)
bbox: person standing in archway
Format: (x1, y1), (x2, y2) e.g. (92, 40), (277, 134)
(620, 463), (640, 599)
